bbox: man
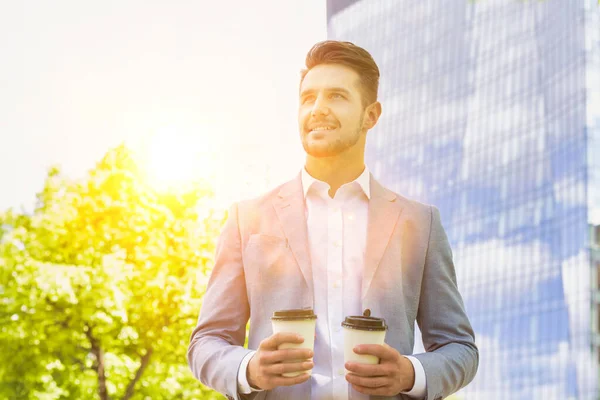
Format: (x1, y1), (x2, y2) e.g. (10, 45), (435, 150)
(188, 40), (478, 400)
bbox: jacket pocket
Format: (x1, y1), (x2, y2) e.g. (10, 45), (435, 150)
(247, 233), (288, 248)
(245, 234), (293, 275)
(243, 234), (307, 310)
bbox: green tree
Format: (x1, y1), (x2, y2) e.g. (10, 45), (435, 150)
(0, 145), (225, 399)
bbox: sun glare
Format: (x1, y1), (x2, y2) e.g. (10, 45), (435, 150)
(139, 127), (218, 191)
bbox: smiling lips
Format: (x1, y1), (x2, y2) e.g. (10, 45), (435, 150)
(308, 125), (337, 134)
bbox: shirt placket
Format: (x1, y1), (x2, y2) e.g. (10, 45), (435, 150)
(326, 198), (346, 399)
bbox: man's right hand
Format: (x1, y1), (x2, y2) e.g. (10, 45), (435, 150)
(246, 332), (314, 390)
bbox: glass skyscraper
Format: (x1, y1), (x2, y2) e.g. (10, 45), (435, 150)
(326, 1), (600, 398)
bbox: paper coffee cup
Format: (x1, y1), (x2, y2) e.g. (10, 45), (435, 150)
(271, 308), (317, 377)
(342, 315), (387, 369)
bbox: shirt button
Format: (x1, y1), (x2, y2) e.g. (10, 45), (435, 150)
(333, 281), (340, 288)
(347, 213), (354, 221)
(338, 368), (345, 376)
(333, 240), (341, 247)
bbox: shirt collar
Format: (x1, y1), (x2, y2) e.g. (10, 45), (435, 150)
(301, 165), (371, 200)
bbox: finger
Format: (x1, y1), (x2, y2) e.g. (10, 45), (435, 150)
(264, 360), (314, 376)
(345, 361), (389, 377)
(346, 373), (388, 389)
(353, 344), (397, 361)
(261, 332), (305, 350)
(350, 383), (390, 396)
(261, 348), (314, 364)
(271, 372), (311, 387)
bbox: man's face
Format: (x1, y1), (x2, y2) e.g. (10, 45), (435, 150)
(298, 63), (368, 158)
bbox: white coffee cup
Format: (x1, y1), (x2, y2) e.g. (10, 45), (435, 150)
(271, 308), (317, 377)
(342, 314), (387, 370)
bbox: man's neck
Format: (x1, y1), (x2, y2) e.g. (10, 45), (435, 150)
(305, 155), (366, 198)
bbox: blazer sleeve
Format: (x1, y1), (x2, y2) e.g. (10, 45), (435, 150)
(412, 206), (479, 400)
(187, 203), (254, 400)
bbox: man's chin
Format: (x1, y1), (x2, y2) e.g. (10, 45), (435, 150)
(303, 145), (339, 158)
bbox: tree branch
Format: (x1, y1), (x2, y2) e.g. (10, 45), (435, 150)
(85, 325), (110, 400)
(121, 348), (153, 400)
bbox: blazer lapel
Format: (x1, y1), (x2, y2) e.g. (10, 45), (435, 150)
(272, 174), (314, 303)
(362, 175), (403, 301)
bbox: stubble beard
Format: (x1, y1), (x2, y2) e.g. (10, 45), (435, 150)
(302, 115), (364, 158)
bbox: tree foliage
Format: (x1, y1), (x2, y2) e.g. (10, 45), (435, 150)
(0, 145), (226, 399)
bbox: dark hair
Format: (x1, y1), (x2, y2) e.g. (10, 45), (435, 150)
(300, 40), (380, 107)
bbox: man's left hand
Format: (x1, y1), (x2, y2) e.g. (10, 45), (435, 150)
(345, 344), (415, 396)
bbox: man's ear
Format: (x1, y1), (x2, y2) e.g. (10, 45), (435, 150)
(363, 101), (382, 130)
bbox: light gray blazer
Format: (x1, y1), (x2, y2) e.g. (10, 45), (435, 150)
(188, 173), (478, 400)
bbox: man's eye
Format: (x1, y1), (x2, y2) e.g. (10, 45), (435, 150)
(330, 93), (343, 99)
(302, 96), (315, 104)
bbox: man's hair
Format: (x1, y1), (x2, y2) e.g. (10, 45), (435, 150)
(300, 40), (380, 107)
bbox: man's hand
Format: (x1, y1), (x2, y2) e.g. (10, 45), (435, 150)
(247, 332), (314, 390)
(345, 344), (415, 396)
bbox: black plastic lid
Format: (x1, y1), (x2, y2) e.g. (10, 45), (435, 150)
(341, 315), (387, 331)
(271, 308), (317, 321)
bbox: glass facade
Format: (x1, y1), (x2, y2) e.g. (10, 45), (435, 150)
(327, 0), (599, 398)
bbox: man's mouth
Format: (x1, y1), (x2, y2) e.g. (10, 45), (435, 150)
(308, 126), (337, 134)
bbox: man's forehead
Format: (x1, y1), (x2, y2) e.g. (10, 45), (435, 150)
(300, 64), (360, 93)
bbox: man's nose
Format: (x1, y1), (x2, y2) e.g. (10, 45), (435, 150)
(310, 95), (330, 117)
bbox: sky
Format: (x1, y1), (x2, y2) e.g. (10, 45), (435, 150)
(0, 0), (327, 211)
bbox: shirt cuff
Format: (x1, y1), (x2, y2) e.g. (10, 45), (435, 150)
(401, 356), (427, 399)
(237, 350), (264, 394)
